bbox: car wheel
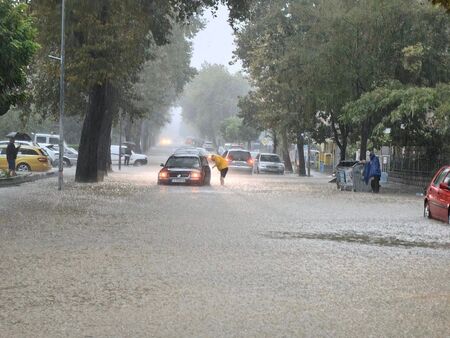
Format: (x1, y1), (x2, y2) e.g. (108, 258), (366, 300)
(424, 201), (431, 219)
(16, 163), (31, 172)
(63, 158), (71, 167)
(134, 161), (142, 167)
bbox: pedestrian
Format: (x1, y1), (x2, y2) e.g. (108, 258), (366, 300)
(124, 146), (132, 166)
(364, 151), (381, 193)
(210, 154), (229, 186)
(6, 137), (21, 176)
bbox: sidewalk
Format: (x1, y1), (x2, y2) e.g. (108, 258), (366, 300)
(0, 170), (56, 188)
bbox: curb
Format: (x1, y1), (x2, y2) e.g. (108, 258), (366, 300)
(0, 171), (56, 188)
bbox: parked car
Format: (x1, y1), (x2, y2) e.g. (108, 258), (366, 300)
(0, 144), (52, 172)
(254, 153), (285, 174)
(158, 152), (211, 185)
(110, 145), (148, 166)
(39, 144), (76, 167)
(202, 141), (216, 154)
(45, 144), (78, 167)
(424, 166), (450, 224)
(222, 148), (253, 174)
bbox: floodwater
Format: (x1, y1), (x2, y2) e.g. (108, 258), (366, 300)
(0, 148), (449, 337)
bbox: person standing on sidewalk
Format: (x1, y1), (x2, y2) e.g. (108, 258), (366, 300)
(210, 154), (229, 186)
(124, 146), (132, 166)
(364, 151), (381, 193)
(6, 138), (21, 176)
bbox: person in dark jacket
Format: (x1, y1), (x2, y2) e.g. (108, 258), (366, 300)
(6, 138), (21, 176)
(124, 146), (132, 166)
(364, 151), (381, 193)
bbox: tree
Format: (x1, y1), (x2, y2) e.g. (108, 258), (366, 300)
(220, 116), (259, 148)
(31, 0), (252, 183)
(0, 0), (38, 116)
(180, 64), (250, 144)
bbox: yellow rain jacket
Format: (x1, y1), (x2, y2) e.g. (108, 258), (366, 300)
(212, 155), (228, 170)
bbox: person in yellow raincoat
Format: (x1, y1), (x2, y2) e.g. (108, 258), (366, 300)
(210, 154), (229, 186)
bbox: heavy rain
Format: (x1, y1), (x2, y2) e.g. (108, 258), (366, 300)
(1, 1), (450, 337)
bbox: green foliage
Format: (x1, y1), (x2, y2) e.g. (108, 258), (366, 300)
(430, 0), (450, 11)
(235, 0), (450, 159)
(180, 64), (250, 143)
(220, 116), (259, 143)
(0, 1), (39, 116)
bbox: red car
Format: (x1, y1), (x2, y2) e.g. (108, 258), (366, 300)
(424, 166), (450, 224)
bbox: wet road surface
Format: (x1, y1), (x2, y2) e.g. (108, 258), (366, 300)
(0, 148), (449, 337)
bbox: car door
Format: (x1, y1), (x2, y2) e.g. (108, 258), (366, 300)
(436, 171), (450, 221)
(201, 156), (210, 181)
(0, 146), (6, 170)
(428, 168), (450, 220)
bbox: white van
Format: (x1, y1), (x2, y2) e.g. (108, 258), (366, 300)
(34, 133), (62, 146)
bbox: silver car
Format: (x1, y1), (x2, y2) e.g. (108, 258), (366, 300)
(222, 148), (253, 174)
(254, 153), (285, 174)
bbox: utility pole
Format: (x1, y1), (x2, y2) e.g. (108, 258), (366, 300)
(58, 0), (66, 190)
(307, 132), (311, 177)
(119, 110), (122, 170)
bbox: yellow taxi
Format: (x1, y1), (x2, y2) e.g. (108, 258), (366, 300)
(0, 144), (52, 172)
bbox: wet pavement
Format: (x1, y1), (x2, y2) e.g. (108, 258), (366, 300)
(0, 148), (449, 337)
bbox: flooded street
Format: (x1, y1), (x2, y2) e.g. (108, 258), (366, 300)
(1, 149), (449, 337)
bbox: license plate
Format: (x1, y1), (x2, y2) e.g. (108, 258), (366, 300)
(172, 178), (186, 183)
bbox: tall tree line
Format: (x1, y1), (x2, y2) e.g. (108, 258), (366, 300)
(235, 0), (450, 174)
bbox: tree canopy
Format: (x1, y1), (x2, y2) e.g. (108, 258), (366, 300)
(180, 64), (250, 144)
(0, 0), (38, 116)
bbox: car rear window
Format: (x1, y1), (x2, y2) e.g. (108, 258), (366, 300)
(166, 156), (200, 168)
(260, 154), (281, 162)
(228, 151), (250, 161)
(20, 148), (38, 156)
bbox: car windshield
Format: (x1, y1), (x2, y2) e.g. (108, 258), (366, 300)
(260, 155), (281, 163)
(166, 156), (200, 168)
(228, 151), (250, 161)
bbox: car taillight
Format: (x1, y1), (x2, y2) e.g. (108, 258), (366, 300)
(38, 157), (48, 163)
(247, 158), (254, 165)
(226, 157), (231, 163)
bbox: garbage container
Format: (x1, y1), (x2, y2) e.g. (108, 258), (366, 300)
(352, 163), (372, 192)
(336, 166), (354, 191)
(335, 160), (359, 191)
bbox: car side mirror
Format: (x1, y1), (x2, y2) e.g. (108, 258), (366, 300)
(439, 182), (449, 190)
(160, 163), (164, 167)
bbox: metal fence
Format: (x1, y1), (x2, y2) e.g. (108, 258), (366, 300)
(389, 152), (450, 188)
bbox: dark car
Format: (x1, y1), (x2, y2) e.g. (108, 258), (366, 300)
(158, 152), (211, 186)
(222, 148), (253, 174)
(424, 165), (450, 224)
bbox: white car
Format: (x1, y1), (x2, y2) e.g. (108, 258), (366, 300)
(254, 153), (285, 174)
(41, 144), (78, 167)
(110, 145), (148, 166)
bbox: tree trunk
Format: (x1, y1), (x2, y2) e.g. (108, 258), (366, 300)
(360, 120), (370, 161)
(281, 128), (293, 173)
(272, 130), (278, 154)
(330, 114), (348, 161)
(132, 120), (142, 153)
(297, 133), (306, 176)
(97, 94), (114, 178)
(75, 83), (108, 183)
(141, 120), (150, 153)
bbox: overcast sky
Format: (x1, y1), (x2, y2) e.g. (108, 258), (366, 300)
(190, 5), (242, 73)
